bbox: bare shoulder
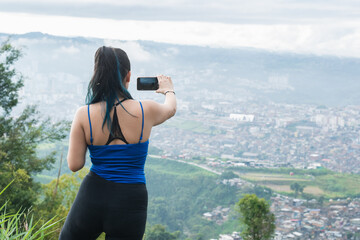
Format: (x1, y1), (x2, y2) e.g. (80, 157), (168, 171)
(75, 105), (88, 118)
(140, 100), (160, 110)
(138, 99), (176, 126)
(72, 105), (89, 126)
(76, 105), (88, 114)
(139, 100), (161, 115)
(119, 99), (151, 114)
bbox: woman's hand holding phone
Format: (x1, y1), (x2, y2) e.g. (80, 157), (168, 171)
(156, 75), (174, 95)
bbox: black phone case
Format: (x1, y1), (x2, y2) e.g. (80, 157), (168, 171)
(137, 77), (159, 90)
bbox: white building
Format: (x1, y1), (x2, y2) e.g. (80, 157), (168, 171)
(230, 114), (255, 122)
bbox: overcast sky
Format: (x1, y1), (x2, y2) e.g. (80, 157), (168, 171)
(1, 0), (360, 57)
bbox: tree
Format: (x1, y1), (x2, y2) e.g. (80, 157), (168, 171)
(236, 194), (275, 240)
(145, 224), (180, 240)
(0, 40), (69, 212)
(290, 182), (305, 197)
(0, 39), (24, 114)
(220, 170), (238, 180)
(299, 185), (304, 194)
(252, 185), (273, 200)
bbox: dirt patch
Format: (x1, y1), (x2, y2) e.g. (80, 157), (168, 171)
(242, 173), (311, 182)
(263, 184), (292, 192)
(263, 184), (324, 196)
(303, 186), (324, 195)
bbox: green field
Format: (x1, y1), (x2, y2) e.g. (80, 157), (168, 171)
(236, 168), (360, 199)
(241, 173), (312, 182)
(146, 158), (216, 177)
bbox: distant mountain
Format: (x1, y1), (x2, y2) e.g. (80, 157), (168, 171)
(1, 31), (359, 110)
(0, 31), (92, 44)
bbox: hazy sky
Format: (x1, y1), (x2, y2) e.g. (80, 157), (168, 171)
(1, 0), (360, 57)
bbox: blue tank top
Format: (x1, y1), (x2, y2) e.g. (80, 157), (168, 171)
(87, 101), (149, 184)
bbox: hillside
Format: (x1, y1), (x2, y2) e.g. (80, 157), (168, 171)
(145, 158), (243, 239)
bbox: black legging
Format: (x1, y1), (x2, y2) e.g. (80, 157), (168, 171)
(59, 171), (148, 240)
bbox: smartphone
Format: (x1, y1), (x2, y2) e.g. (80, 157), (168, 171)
(137, 77), (159, 90)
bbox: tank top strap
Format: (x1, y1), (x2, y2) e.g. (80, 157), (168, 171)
(114, 98), (128, 106)
(87, 104), (93, 145)
(139, 101), (144, 143)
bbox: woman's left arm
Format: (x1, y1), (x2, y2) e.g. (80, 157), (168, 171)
(67, 107), (87, 172)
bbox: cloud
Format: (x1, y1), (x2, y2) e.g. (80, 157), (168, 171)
(1, 0), (359, 25)
(164, 47), (179, 56)
(9, 37), (58, 52)
(1, 12), (360, 58)
(56, 45), (80, 54)
(103, 39), (152, 61)
(10, 38), (42, 49)
(0, 0), (195, 8)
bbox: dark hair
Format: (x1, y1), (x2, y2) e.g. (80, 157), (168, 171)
(86, 46), (133, 132)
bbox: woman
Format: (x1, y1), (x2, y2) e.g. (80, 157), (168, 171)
(59, 46), (176, 240)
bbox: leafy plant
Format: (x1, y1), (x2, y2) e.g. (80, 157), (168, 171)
(236, 194), (275, 240)
(0, 40), (69, 213)
(0, 180), (61, 239)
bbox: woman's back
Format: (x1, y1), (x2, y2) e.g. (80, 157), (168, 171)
(85, 99), (151, 146)
(86, 99), (149, 184)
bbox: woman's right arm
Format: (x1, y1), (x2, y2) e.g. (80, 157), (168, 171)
(67, 107), (87, 172)
(144, 75), (177, 126)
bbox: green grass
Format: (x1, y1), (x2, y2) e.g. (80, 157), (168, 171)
(0, 181), (61, 239)
(241, 173), (312, 181)
(235, 167), (360, 199)
(315, 173), (360, 198)
(36, 139), (68, 151)
(34, 174), (57, 184)
(146, 157), (216, 177)
(36, 143), (57, 150)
